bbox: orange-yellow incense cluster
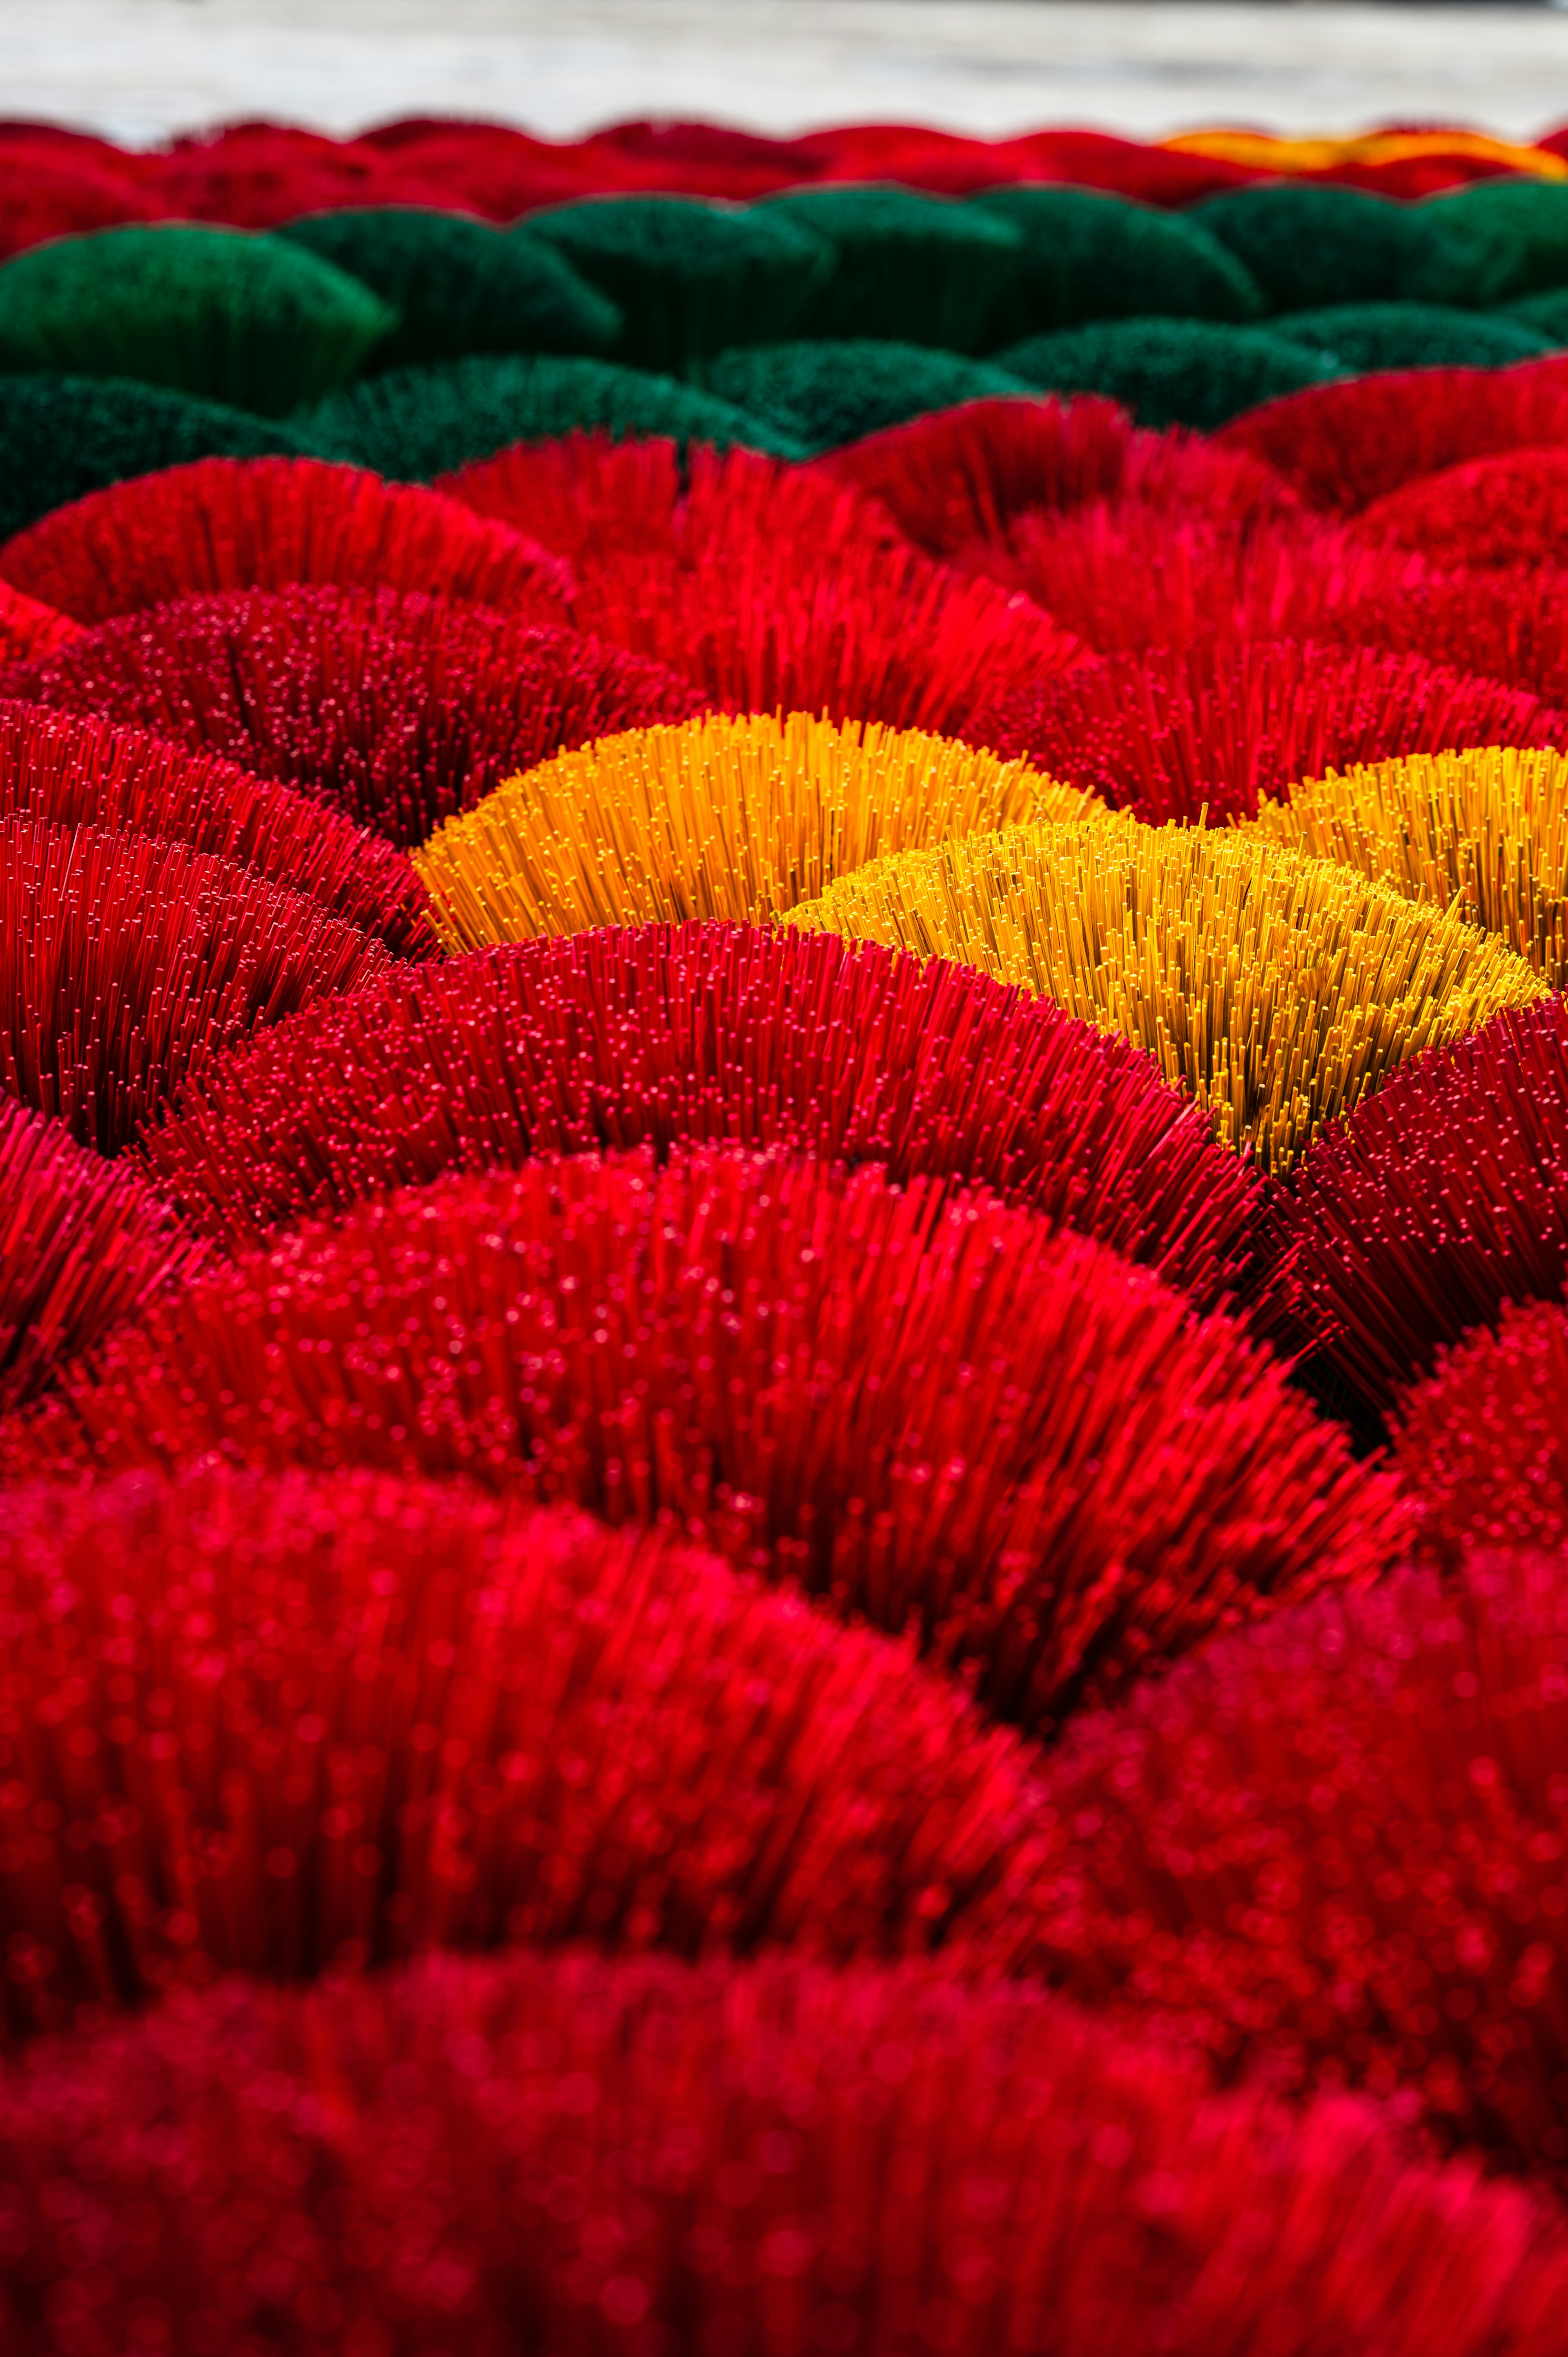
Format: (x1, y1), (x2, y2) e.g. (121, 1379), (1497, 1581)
(413, 710), (1097, 947)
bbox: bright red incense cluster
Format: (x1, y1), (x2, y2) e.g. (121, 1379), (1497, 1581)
(133, 921), (1263, 1299)
(0, 455), (574, 626)
(5, 1146), (1398, 1733)
(9, 106), (1568, 2327)
(0, 1468), (1051, 2036)
(1267, 998), (1568, 1423)
(0, 695), (430, 951)
(1395, 1299), (1568, 1564)
(1217, 355), (1568, 512)
(0, 1102), (203, 1412)
(449, 436), (1085, 735)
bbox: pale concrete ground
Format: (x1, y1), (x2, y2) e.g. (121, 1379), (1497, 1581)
(9, 0), (1568, 150)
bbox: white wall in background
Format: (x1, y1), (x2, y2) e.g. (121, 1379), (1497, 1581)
(8, 0), (1568, 148)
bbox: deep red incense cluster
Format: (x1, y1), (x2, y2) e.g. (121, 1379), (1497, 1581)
(1268, 998), (1568, 1423)
(0, 1102), (204, 1411)
(0, 694), (431, 950)
(10, 103), (1568, 2333)
(0, 1469), (1059, 2035)
(973, 636), (1564, 821)
(1395, 1298), (1568, 1565)
(1023, 1542), (1568, 2176)
(6, 1947), (1567, 2357)
(0, 586), (705, 845)
(0, 813), (388, 1152)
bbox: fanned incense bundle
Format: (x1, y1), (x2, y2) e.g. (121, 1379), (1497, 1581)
(137, 924), (1263, 1304)
(1316, 557), (1568, 707)
(6, 1148), (1398, 1733)
(1353, 444), (1568, 566)
(1193, 181), (1474, 308)
(824, 395), (1294, 569)
(972, 497), (1425, 656)
(0, 1103), (204, 1411)
(702, 337), (1037, 451)
(0, 455), (573, 625)
(1277, 299), (1551, 372)
(0, 223), (396, 413)
(1394, 1298), (1568, 1565)
(997, 317), (1343, 433)
(0, 1471), (1048, 2031)
(1025, 1543), (1568, 2176)
(0, 143), (169, 261)
(788, 809), (1546, 1169)
(276, 205), (623, 365)
(761, 182), (1026, 352)
(302, 350), (804, 479)
(413, 710), (1096, 945)
(0, 698), (432, 952)
(821, 392), (1133, 556)
(1215, 354), (1568, 511)
(1421, 176), (1568, 304)
(0, 587), (704, 847)
(1247, 744), (1568, 985)
(971, 182), (1265, 332)
(440, 424), (690, 563)
(1266, 999), (1568, 1420)
(0, 371), (315, 545)
(526, 194), (833, 371)
(0, 580), (78, 664)
(451, 435), (1085, 736)
(6, 1951), (1565, 2357)
(976, 638), (1562, 823)
(0, 816), (390, 1151)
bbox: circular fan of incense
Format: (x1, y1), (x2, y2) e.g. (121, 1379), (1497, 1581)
(1393, 1296), (1568, 1567)
(0, 586), (705, 849)
(134, 923), (1262, 1304)
(787, 809), (1544, 1171)
(0, 815), (390, 1152)
(1352, 443), (1568, 567)
(448, 435), (1086, 737)
(0, 454), (573, 626)
(3, 1949), (1563, 2357)
(1266, 998), (1568, 1421)
(1214, 354), (1568, 513)
(974, 638), (1562, 824)
(1245, 743), (1568, 987)
(0, 1102), (204, 1412)
(1025, 1541), (1568, 2178)
(0, 696), (431, 953)
(0, 1469), (1051, 2031)
(4, 1146), (1399, 1733)
(413, 709), (1098, 945)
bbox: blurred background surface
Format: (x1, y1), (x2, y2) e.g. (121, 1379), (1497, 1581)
(11, 1), (1568, 147)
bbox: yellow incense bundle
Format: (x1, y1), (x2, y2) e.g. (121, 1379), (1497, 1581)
(1243, 743), (1568, 988)
(413, 709), (1097, 948)
(788, 809), (1545, 1170)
